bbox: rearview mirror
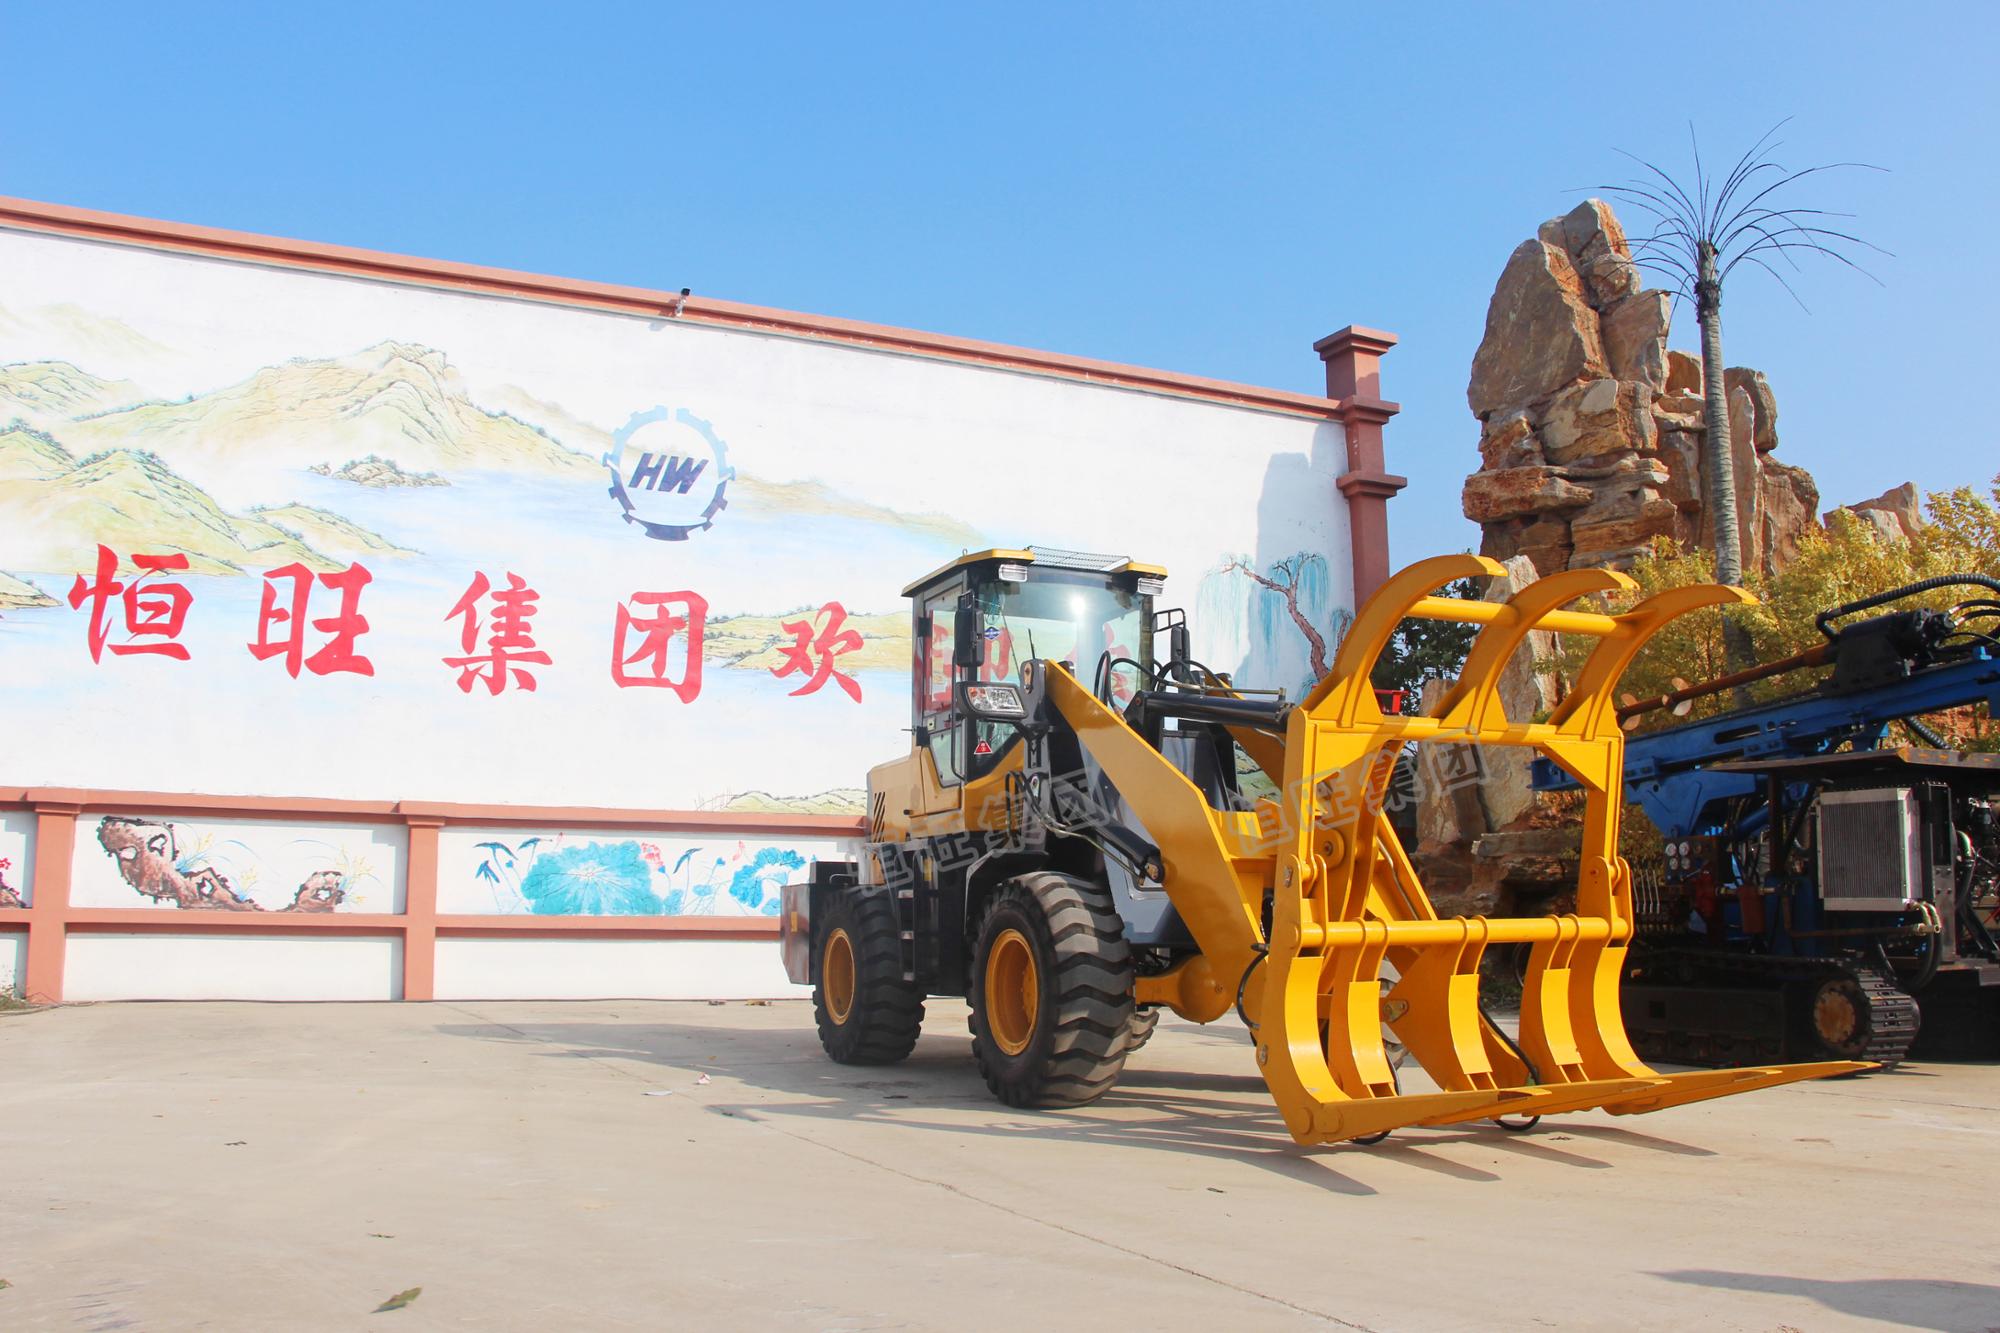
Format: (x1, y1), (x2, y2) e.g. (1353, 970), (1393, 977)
(952, 591), (979, 669)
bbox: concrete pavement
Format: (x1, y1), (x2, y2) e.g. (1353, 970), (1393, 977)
(1, 1000), (1996, 1331)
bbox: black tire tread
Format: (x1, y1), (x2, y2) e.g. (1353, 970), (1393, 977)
(970, 871), (1137, 1107)
(813, 890), (924, 1065)
(1121, 1008), (1161, 1055)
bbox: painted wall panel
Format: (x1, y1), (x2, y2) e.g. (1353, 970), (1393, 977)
(436, 826), (850, 916)
(68, 814), (406, 913)
(0, 931), (23, 995)
(0, 226), (1352, 814)
(64, 933), (402, 1000)
(433, 937), (805, 1000)
(0, 808), (32, 907)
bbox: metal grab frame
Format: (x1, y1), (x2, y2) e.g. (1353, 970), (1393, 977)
(1045, 554), (1867, 1145)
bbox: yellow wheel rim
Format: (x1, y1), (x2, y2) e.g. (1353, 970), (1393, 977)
(824, 927), (857, 1025)
(1814, 985), (1860, 1047)
(984, 927), (1039, 1056)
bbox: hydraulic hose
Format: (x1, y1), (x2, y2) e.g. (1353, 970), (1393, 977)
(1481, 1000), (1544, 1131)
(1902, 716), (1951, 748)
(1816, 574), (2000, 639)
(1904, 901), (1944, 992)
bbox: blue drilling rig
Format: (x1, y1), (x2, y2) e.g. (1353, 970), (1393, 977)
(1534, 576), (2000, 1068)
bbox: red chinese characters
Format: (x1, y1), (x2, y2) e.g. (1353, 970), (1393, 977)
(772, 601), (865, 702)
(66, 544), (194, 662)
(925, 614), (1011, 710)
(443, 571), (551, 695)
(248, 562), (375, 678)
(59, 541), (877, 706)
(611, 591), (708, 701)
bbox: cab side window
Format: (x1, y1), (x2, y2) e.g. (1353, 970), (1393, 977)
(918, 588), (963, 786)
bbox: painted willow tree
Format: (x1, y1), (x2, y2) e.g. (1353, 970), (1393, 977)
(1599, 123), (1883, 667)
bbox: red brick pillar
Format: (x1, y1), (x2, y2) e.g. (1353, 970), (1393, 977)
(401, 816), (445, 1001)
(1315, 326), (1405, 606)
(23, 801), (81, 1004)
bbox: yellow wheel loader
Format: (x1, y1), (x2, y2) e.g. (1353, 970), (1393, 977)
(778, 547), (1869, 1145)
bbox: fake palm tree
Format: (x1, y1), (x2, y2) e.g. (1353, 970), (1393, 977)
(1599, 123), (1883, 666)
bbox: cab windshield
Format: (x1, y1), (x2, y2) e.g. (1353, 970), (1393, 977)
(916, 567), (1153, 786)
(973, 570), (1150, 703)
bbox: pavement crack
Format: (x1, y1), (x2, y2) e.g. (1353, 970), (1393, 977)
(1802, 1088), (2000, 1113)
(718, 1110), (1374, 1330)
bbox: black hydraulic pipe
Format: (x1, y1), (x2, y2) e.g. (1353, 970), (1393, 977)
(1903, 715), (1951, 748)
(1816, 574), (2000, 640)
(1130, 689), (1289, 731)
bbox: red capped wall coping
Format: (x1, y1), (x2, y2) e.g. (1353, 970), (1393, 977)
(0, 193), (1401, 590)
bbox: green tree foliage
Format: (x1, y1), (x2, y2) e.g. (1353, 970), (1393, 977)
(1559, 477), (2000, 746)
(1371, 577), (1481, 696)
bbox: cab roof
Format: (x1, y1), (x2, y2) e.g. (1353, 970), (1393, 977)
(901, 546), (1169, 597)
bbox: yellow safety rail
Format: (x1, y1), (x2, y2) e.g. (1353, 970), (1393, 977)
(1045, 554), (1866, 1145)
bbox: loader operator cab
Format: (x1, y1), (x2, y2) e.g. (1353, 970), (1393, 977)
(906, 547), (1163, 787)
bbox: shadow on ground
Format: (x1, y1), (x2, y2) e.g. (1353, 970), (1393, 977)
(434, 1008), (1718, 1194)
(1653, 1269), (2000, 1332)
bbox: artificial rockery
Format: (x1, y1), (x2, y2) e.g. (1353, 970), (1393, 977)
(1416, 198), (1918, 918)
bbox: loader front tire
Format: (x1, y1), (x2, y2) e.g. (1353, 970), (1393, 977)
(813, 890), (924, 1065)
(969, 872), (1136, 1107)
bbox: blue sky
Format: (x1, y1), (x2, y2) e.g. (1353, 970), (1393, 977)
(5, 3), (1992, 565)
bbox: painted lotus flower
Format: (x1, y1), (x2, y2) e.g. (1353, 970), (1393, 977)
(729, 847), (804, 915)
(520, 840), (661, 916)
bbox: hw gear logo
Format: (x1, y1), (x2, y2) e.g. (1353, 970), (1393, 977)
(603, 406), (734, 541)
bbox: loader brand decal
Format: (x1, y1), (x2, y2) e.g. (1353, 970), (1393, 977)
(601, 405), (734, 541)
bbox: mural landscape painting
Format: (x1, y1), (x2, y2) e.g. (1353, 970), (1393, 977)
(0, 227), (1355, 830)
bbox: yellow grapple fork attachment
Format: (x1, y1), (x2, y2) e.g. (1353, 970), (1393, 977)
(1045, 555), (1867, 1146)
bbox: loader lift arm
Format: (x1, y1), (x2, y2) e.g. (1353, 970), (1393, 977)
(790, 547), (1864, 1146)
(1028, 555), (1864, 1144)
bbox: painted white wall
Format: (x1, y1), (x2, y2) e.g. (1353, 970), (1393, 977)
(1, 221), (1358, 1004)
(64, 933), (402, 1000)
(0, 931), (23, 996)
(433, 937), (806, 1001)
(0, 809), (33, 907)
(0, 226), (1353, 810)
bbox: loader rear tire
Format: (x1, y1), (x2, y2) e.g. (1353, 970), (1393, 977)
(969, 871), (1137, 1107)
(813, 890), (924, 1065)
(1122, 1007), (1161, 1055)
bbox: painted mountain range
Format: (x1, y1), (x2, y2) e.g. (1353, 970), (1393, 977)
(0, 360), (149, 430)
(2, 337), (982, 549)
(48, 342), (600, 480)
(0, 570), (54, 609)
(0, 425), (408, 576)
(709, 788), (868, 815)
(0, 299), (186, 387)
